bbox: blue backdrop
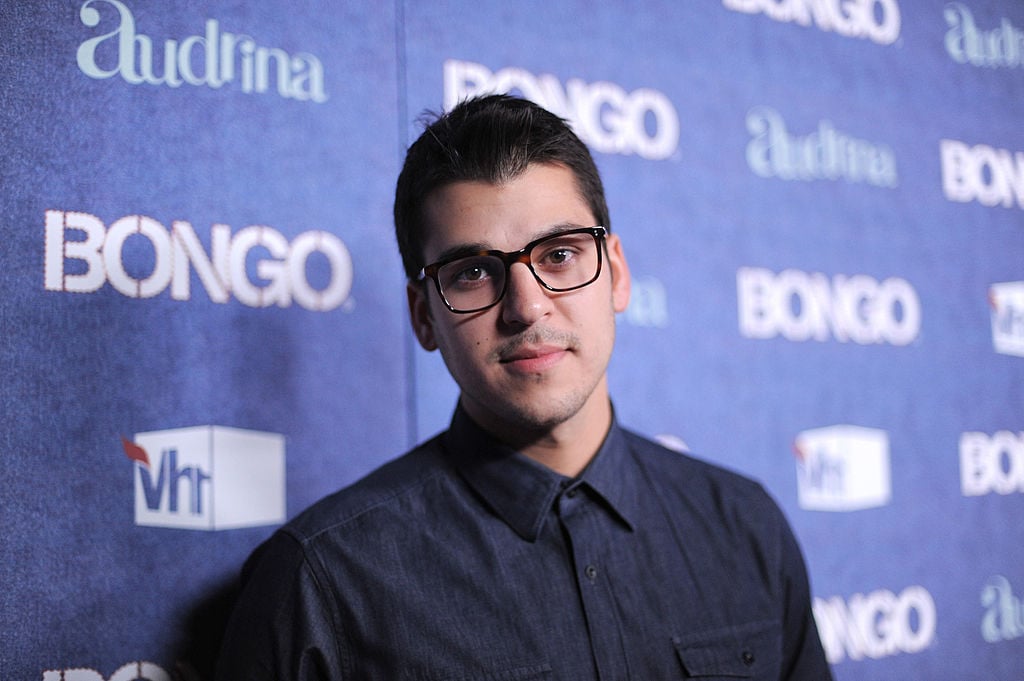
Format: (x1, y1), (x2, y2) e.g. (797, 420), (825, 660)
(2, 1), (1022, 679)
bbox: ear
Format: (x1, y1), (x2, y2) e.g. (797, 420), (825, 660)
(604, 233), (631, 313)
(407, 281), (438, 351)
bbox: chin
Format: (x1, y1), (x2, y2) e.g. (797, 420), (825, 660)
(499, 396), (585, 433)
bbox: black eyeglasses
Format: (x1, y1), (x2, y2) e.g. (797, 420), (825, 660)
(417, 226), (607, 314)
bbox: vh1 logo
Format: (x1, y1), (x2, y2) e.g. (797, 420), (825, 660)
(990, 281), (1024, 358)
(793, 425), (892, 512)
(123, 426), (285, 530)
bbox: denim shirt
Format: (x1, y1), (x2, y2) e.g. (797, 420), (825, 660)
(216, 407), (832, 680)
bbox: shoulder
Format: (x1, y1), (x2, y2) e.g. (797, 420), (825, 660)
(622, 429), (784, 530)
(279, 433), (452, 544)
(623, 429), (767, 493)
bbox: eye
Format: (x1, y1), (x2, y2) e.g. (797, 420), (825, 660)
(455, 265), (488, 282)
(536, 240), (584, 269)
(545, 248), (574, 265)
(441, 256), (501, 289)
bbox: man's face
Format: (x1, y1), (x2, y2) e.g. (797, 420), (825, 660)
(407, 162), (631, 440)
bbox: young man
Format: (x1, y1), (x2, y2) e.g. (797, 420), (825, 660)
(216, 94), (832, 680)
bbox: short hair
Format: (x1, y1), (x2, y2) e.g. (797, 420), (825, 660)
(394, 94), (610, 280)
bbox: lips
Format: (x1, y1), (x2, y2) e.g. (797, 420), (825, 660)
(499, 344), (568, 373)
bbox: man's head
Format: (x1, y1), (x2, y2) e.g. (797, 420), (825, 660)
(394, 94), (610, 281)
(396, 94), (630, 460)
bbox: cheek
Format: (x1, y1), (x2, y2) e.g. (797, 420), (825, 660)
(581, 285), (617, 326)
(436, 319), (491, 362)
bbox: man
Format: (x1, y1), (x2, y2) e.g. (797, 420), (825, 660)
(216, 94), (833, 680)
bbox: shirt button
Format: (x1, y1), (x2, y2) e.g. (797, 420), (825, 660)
(566, 487), (578, 498)
(741, 651), (755, 666)
(584, 565), (599, 581)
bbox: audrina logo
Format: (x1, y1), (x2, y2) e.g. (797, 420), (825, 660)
(621, 276), (669, 328)
(44, 210), (353, 311)
(945, 3), (1024, 70)
(124, 426), (286, 531)
(76, 0), (327, 102)
(746, 106), (898, 188)
(981, 575), (1024, 644)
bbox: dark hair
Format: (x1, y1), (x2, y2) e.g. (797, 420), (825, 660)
(394, 94), (610, 279)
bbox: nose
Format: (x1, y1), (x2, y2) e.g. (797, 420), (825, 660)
(500, 262), (553, 327)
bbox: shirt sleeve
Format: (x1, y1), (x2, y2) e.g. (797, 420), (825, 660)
(215, 530), (345, 681)
(773, 501), (834, 681)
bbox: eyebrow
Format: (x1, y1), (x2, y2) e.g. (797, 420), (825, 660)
(429, 222), (592, 265)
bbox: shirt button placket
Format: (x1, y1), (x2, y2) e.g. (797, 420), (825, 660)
(556, 483), (628, 679)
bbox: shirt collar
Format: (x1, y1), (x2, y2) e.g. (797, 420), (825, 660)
(443, 405), (638, 542)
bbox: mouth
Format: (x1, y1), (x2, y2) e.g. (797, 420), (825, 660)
(499, 344), (568, 374)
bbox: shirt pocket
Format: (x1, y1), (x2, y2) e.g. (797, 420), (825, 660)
(673, 619), (781, 679)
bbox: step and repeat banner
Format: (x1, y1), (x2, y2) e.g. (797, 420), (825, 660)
(2, 1), (1022, 679)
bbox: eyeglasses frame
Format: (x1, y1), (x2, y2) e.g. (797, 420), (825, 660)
(416, 226), (608, 314)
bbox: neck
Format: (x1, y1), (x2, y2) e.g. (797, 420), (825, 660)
(462, 389), (613, 478)
(519, 417), (611, 477)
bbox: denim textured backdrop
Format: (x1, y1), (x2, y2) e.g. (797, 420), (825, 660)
(1, 1), (1022, 679)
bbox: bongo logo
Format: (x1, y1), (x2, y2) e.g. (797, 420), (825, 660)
(44, 210), (353, 312)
